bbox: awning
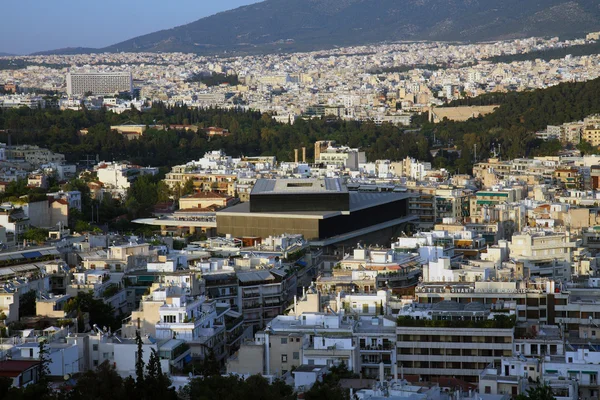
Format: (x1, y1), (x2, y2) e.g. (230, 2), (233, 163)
(137, 276), (156, 282)
(582, 371), (597, 374)
(22, 251), (42, 259)
(545, 369), (558, 373)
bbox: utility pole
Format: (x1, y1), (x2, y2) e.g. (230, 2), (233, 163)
(474, 144), (477, 163)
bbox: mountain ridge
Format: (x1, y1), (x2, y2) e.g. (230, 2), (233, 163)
(34, 0), (600, 55)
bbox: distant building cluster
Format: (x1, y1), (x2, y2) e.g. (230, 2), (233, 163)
(2, 34), (600, 127)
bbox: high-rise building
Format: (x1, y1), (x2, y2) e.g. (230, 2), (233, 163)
(66, 71), (133, 96)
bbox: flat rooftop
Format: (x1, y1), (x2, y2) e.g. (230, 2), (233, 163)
(251, 178), (346, 195)
(218, 191), (410, 219)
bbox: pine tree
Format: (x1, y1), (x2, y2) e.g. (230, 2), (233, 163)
(135, 330), (145, 385)
(38, 339), (51, 382)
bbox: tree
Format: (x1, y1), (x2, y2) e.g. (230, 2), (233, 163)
(156, 181), (171, 203)
(19, 290), (37, 318)
(184, 348), (221, 376)
(181, 374), (294, 400)
(64, 291), (119, 331)
(22, 228), (49, 244)
(135, 330), (145, 385)
(304, 380), (349, 400)
(182, 178), (195, 196)
(304, 363), (356, 400)
(515, 385), (555, 400)
(66, 360), (127, 400)
(74, 220), (95, 233)
(38, 339), (51, 382)
(144, 349), (177, 400)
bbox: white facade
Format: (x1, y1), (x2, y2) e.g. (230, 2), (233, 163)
(66, 71), (133, 96)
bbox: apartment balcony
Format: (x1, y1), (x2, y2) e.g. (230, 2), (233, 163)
(194, 327), (225, 345)
(263, 301), (283, 309)
(398, 354), (499, 363)
(402, 367), (481, 376)
(242, 302), (262, 310)
(396, 342), (513, 350)
(530, 242), (576, 250)
(361, 359), (393, 367)
(359, 343), (394, 351)
(226, 315), (244, 331)
(243, 315), (262, 324)
(303, 347), (353, 359)
(155, 321), (196, 332)
(166, 348), (192, 367)
(156, 312), (213, 331)
(409, 204), (434, 210)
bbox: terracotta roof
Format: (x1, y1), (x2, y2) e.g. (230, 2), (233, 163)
(176, 205), (221, 212)
(183, 191), (230, 199)
(50, 199), (69, 205)
(0, 360), (40, 377)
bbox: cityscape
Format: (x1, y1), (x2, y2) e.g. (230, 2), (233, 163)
(2, 2), (600, 400)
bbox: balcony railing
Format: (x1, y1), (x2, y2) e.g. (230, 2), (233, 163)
(359, 343), (394, 351)
(226, 315), (244, 331)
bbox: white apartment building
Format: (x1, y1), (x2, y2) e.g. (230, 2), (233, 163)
(66, 71), (133, 96)
(95, 162), (158, 197)
(315, 145), (366, 171)
(397, 301), (515, 383)
(123, 286), (230, 361)
(250, 313), (358, 377)
(508, 232), (576, 279)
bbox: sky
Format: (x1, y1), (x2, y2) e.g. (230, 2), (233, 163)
(0, 0), (259, 55)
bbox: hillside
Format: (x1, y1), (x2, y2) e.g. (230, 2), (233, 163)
(37, 0), (600, 55)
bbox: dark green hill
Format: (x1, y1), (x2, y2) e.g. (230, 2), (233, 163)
(39, 0), (600, 55)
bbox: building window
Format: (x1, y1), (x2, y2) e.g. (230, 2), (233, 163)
(163, 315), (176, 323)
(293, 352), (299, 360)
(21, 369), (34, 385)
(281, 354), (287, 363)
(93, 360), (99, 367)
(281, 338), (287, 344)
(308, 359), (314, 365)
(485, 386), (491, 394)
(93, 344), (98, 351)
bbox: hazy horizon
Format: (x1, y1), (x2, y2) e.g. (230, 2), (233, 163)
(0, 0), (259, 55)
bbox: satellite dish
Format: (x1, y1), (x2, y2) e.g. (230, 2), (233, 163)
(63, 374), (71, 381)
(188, 372), (193, 379)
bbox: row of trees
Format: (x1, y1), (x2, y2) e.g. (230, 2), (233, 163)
(0, 104), (432, 167)
(2, 75), (600, 187)
(423, 76), (600, 171)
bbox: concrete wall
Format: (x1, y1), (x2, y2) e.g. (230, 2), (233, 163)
(217, 215), (320, 240)
(226, 343), (264, 375)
